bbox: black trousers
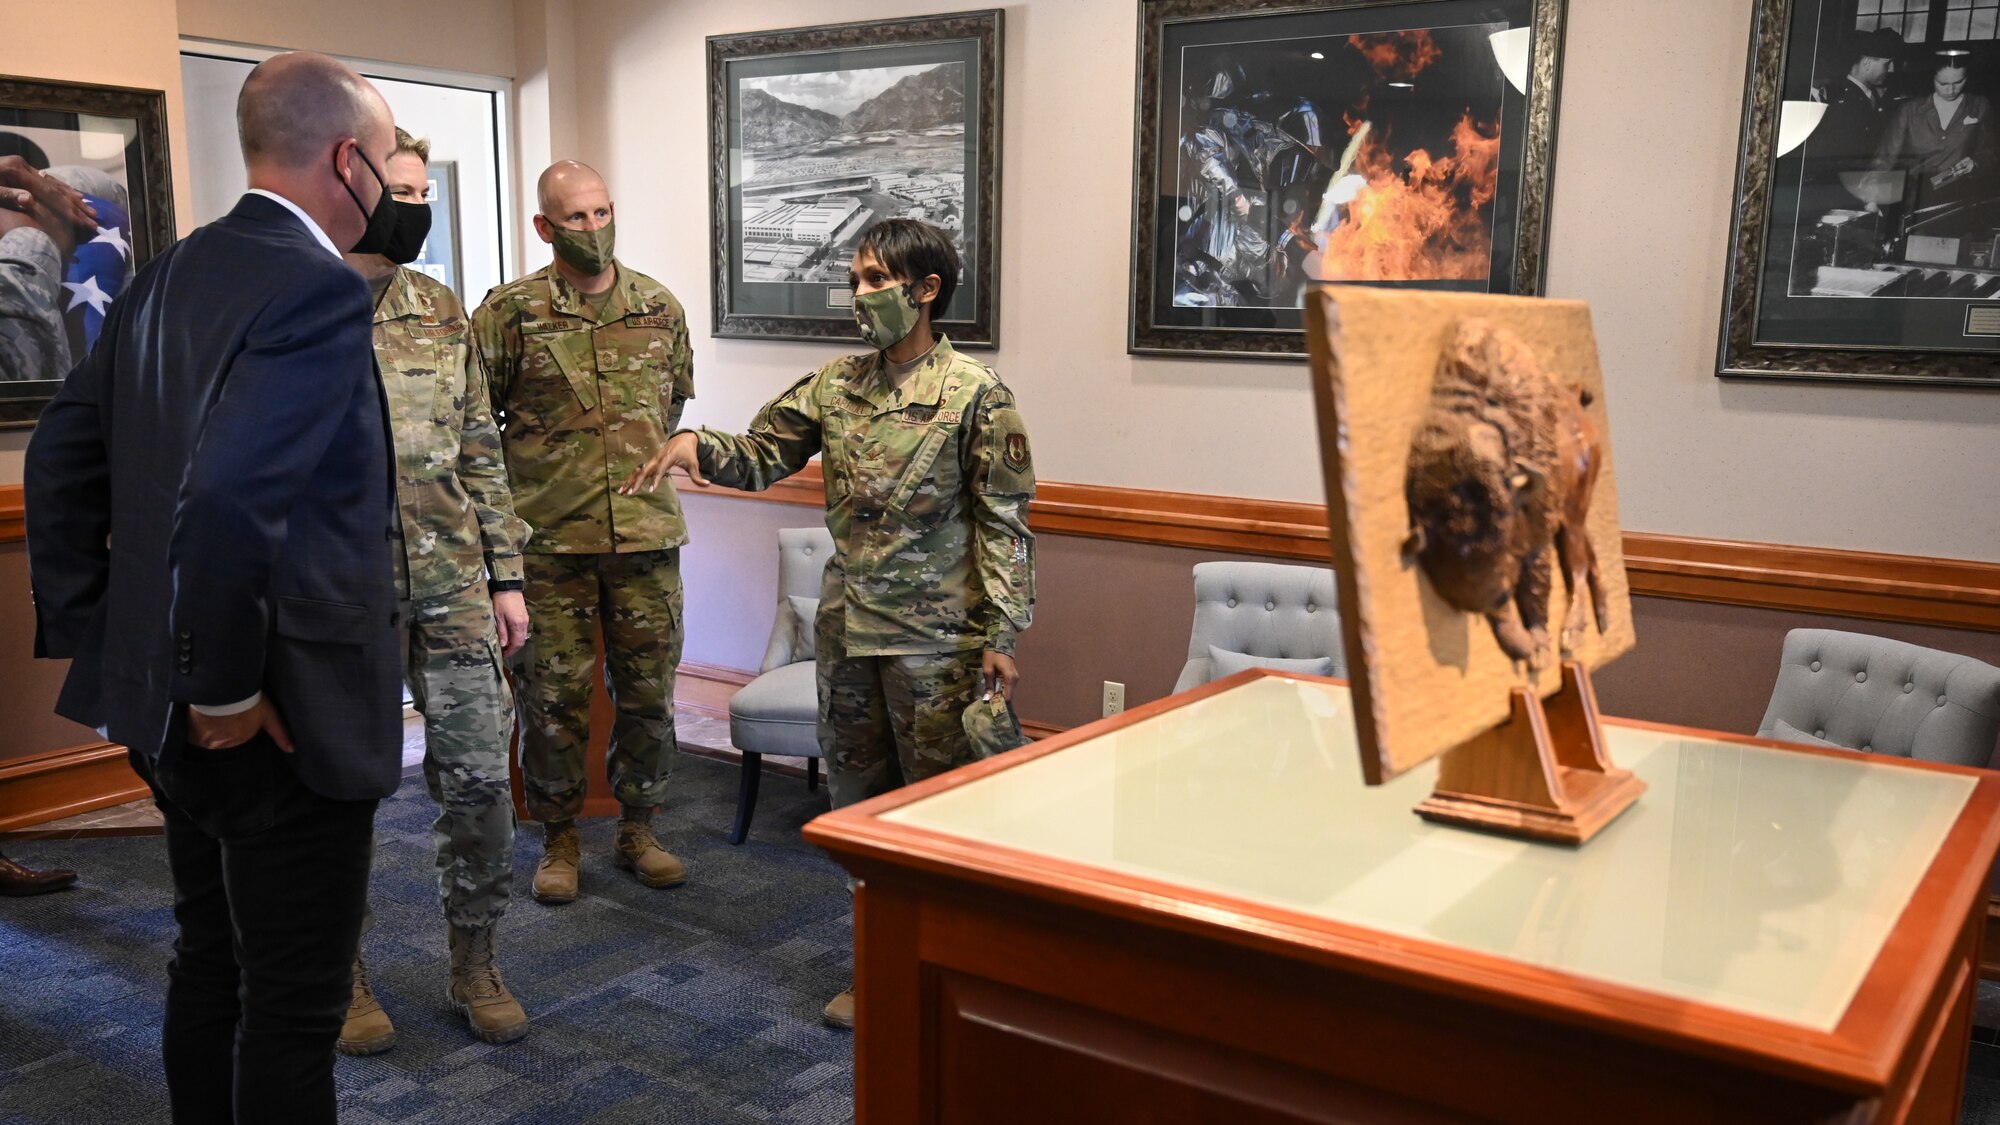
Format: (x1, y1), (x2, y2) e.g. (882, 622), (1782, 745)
(132, 735), (378, 1125)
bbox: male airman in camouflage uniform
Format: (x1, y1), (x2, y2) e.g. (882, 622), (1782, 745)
(471, 160), (693, 903)
(339, 129), (533, 1053)
(628, 219), (1035, 1030)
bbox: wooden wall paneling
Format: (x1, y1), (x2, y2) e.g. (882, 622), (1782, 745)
(0, 484), (22, 543)
(685, 470), (2000, 633)
(0, 742), (149, 834)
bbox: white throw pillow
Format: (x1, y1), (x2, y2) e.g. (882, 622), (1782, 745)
(1207, 645), (1332, 680)
(788, 596), (820, 663)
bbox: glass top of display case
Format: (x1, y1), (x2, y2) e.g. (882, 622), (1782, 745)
(881, 675), (1975, 1031)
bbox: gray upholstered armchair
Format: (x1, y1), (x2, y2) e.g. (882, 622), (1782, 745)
(726, 526), (835, 844)
(1173, 561), (1346, 693)
(1756, 628), (2000, 769)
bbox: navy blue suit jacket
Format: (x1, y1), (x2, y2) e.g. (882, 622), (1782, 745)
(24, 193), (404, 801)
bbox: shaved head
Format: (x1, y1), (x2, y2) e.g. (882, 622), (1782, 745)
(237, 52), (392, 171)
(537, 160), (609, 217)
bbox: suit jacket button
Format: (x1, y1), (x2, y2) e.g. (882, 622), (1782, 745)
(177, 629), (191, 640)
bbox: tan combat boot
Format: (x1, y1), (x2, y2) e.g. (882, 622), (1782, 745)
(822, 986), (856, 1030)
(612, 813), (687, 888)
(447, 924), (530, 1044)
(337, 955), (396, 1055)
(532, 822), (580, 904)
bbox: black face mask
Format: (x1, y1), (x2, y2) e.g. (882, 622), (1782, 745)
(339, 144), (398, 255)
(382, 200), (432, 265)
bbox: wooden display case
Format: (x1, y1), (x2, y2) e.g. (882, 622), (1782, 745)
(806, 671), (2000, 1124)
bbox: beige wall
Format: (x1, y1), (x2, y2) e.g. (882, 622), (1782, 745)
(576, 0), (2000, 564)
(177, 0), (517, 79)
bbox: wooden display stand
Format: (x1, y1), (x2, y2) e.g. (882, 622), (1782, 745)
(1304, 287), (1643, 845)
(1416, 661), (1645, 844)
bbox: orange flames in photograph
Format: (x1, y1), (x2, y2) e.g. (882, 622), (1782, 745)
(1347, 30), (1444, 84)
(1310, 29), (1500, 284)
(1321, 111), (1500, 283)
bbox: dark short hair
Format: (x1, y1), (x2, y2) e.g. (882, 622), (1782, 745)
(0, 132), (49, 170)
(856, 218), (959, 315)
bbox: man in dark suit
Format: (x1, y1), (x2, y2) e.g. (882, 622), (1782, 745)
(1816, 27), (1903, 180)
(24, 52), (404, 1125)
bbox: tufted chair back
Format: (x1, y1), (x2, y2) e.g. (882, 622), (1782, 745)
(1756, 628), (2000, 768)
(1173, 562), (1346, 693)
(757, 526), (836, 675)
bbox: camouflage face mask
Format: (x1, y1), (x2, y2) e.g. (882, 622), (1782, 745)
(852, 281), (923, 350)
(549, 217), (615, 275)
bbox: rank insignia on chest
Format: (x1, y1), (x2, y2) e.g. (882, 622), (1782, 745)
(1004, 432), (1030, 472)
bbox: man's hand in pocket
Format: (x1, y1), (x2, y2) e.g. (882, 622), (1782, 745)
(188, 699), (295, 752)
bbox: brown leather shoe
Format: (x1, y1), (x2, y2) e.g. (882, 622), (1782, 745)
(613, 819), (686, 889)
(532, 823), (580, 904)
(0, 851), (77, 897)
(822, 987), (855, 1030)
(448, 925), (529, 1044)
(337, 956), (397, 1056)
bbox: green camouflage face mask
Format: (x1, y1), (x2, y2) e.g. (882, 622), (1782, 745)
(549, 217), (615, 275)
(852, 281), (923, 350)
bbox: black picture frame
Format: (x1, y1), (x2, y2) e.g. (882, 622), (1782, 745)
(0, 75), (175, 427)
(1720, 0), (2000, 387)
(1129, 0), (1567, 360)
(707, 11), (1003, 348)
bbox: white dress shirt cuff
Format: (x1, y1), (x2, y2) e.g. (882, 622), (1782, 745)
(190, 692), (262, 717)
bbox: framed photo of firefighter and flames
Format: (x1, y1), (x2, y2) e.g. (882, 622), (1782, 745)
(707, 11), (1001, 348)
(1130, 0), (1568, 360)
(1721, 0), (2000, 387)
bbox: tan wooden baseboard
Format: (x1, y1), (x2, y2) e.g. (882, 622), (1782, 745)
(0, 741), (149, 833)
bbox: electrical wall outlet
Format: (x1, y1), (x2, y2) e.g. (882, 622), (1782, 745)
(1102, 681), (1126, 717)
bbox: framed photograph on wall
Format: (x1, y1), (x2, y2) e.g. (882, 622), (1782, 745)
(1721, 0), (2000, 387)
(411, 159), (464, 299)
(1129, 0), (1567, 360)
(707, 10), (1002, 347)
(0, 76), (174, 427)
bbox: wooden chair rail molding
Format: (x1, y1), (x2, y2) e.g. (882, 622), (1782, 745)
(678, 467), (2000, 633)
(7, 475), (1997, 630)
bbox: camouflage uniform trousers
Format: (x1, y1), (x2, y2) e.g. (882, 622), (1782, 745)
(815, 608), (983, 810)
(404, 581), (518, 931)
(517, 548), (682, 822)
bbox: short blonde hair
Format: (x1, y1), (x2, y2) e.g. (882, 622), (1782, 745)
(392, 126), (430, 164)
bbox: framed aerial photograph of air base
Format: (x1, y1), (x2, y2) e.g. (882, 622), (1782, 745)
(707, 11), (1001, 347)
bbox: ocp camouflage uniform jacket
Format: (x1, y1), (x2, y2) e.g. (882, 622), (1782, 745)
(691, 337), (1035, 657)
(470, 262), (694, 554)
(374, 267), (529, 600)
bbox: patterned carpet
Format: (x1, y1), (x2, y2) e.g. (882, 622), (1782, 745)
(0, 752), (855, 1124)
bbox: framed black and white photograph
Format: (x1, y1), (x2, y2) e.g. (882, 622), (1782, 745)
(0, 76), (174, 426)
(1723, 0), (2000, 386)
(411, 159), (463, 298)
(1130, 0), (1567, 359)
(707, 11), (1002, 347)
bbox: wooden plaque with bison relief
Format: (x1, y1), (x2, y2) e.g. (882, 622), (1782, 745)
(1305, 287), (1643, 845)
